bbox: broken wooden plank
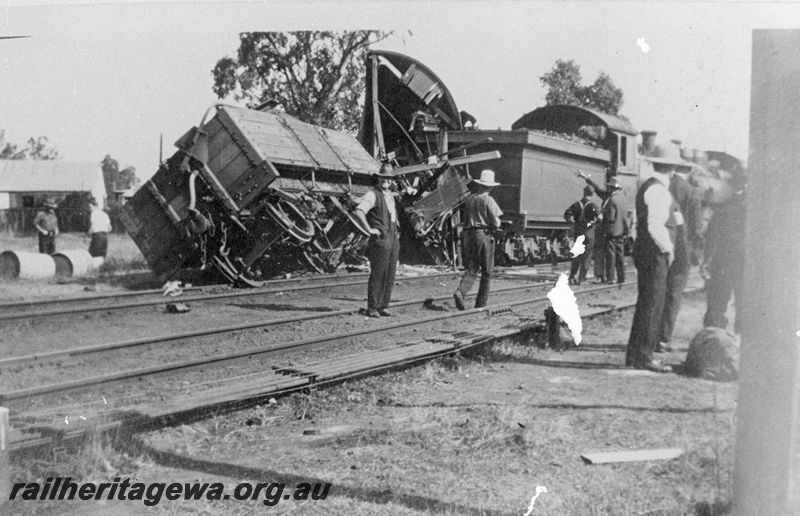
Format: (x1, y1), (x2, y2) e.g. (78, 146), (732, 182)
(390, 150), (501, 176)
(581, 448), (684, 465)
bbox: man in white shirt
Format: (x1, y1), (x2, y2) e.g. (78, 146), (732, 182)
(625, 146), (682, 373)
(87, 197), (112, 258)
(353, 165), (400, 318)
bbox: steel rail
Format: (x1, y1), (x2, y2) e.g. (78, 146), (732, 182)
(0, 271), (463, 322)
(8, 280), (660, 454)
(0, 264), (559, 314)
(0, 281), (556, 367)
(0, 270), (378, 310)
(0, 282), (626, 403)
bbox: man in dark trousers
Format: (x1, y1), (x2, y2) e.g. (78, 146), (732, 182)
(33, 197), (59, 254)
(626, 146), (681, 373)
(453, 169), (503, 310)
(601, 180), (627, 284)
(354, 165), (400, 318)
(87, 197), (112, 258)
(564, 185), (599, 285)
(577, 170), (627, 284)
(702, 174), (746, 333)
(658, 164), (704, 351)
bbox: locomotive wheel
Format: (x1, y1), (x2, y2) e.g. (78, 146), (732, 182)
(265, 199), (315, 244)
(212, 254), (267, 288)
(300, 250), (326, 274)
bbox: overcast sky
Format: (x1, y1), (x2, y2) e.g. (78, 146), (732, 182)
(1, 1), (799, 179)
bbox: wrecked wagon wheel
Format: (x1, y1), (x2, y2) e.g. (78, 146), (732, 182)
(265, 199), (315, 244)
(212, 254), (267, 288)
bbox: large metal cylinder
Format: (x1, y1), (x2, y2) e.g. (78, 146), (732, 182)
(0, 250), (56, 280)
(52, 249), (97, 278)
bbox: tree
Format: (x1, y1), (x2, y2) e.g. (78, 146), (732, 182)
(0, 131), (60, 160)
(101, 155), (138, 193)
(212, 31), (389, 132)
(540, 60), (624, 115)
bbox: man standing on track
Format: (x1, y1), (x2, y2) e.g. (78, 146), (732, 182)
(601, 180), (627, 284)
(577, 170), (627, 284)
(564, 186), (599, 286)
(34, 197), (59, 255)
(354, 164), (400, 318)
(625, 146), (682, 373)
(453, 169), (503, 311)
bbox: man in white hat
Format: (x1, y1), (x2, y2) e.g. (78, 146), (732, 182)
(354, 164), (400, 318)
(625, 145), (682, 373)
(453, 169), (503, 310)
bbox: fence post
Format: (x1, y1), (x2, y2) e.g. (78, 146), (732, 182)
(734, 29), (800, 515)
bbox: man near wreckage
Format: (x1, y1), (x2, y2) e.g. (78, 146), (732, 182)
(453, 169), (503, 310)
(354, 164), (400, 318)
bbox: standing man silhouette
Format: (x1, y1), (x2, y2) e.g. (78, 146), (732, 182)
(453, 169), (503, 310)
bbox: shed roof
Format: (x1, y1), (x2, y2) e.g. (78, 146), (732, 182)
(512, 104), (638, 136)
(0, 160), (103, 192)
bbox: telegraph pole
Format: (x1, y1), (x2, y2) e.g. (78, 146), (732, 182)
(734, 29), (800, 515)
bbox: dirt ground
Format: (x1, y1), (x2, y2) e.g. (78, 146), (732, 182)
(6, 284), (748, 515)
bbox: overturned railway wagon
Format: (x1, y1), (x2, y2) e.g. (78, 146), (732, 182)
(121, 105), (380, 286)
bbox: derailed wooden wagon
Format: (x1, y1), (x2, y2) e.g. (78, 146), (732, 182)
(121, 105), (380, 286)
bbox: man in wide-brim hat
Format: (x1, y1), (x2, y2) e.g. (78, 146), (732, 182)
(453, 169), (503, 310)
(34, 197), (59, 254)
(354, 163), (400, 318)
(626, 144), (686, 373)
(600, 178), (628, 285)
(564, 184), (600, 286)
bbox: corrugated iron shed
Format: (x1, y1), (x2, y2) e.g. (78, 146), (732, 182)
(0, 160), (104, 193)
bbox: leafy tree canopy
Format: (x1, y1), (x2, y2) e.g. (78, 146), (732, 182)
(540, 60), (624, 115)
(212, 31), (388, 133)
(0, 131), (60, 160)
(101, 155), (138, 193)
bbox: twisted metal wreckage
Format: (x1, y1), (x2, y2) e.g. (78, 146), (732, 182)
(121, 51), (498, 286)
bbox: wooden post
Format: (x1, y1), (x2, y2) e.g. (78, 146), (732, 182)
(734, 29), (800, 515)
(0, 407), (9, 504)
(370, 55), (386, 160)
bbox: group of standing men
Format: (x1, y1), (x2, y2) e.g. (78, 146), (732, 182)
(356, 150), (743, 369)
(625, 145), (705, 373)
(564, 172), (627, 286)
(355, 166), (503, 318)
(33, 197), (111, 258)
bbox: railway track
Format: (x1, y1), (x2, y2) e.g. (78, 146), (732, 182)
(0, 282), (557, 371)
(6, 278), (675, 455)
(0, 267), (560, 322)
